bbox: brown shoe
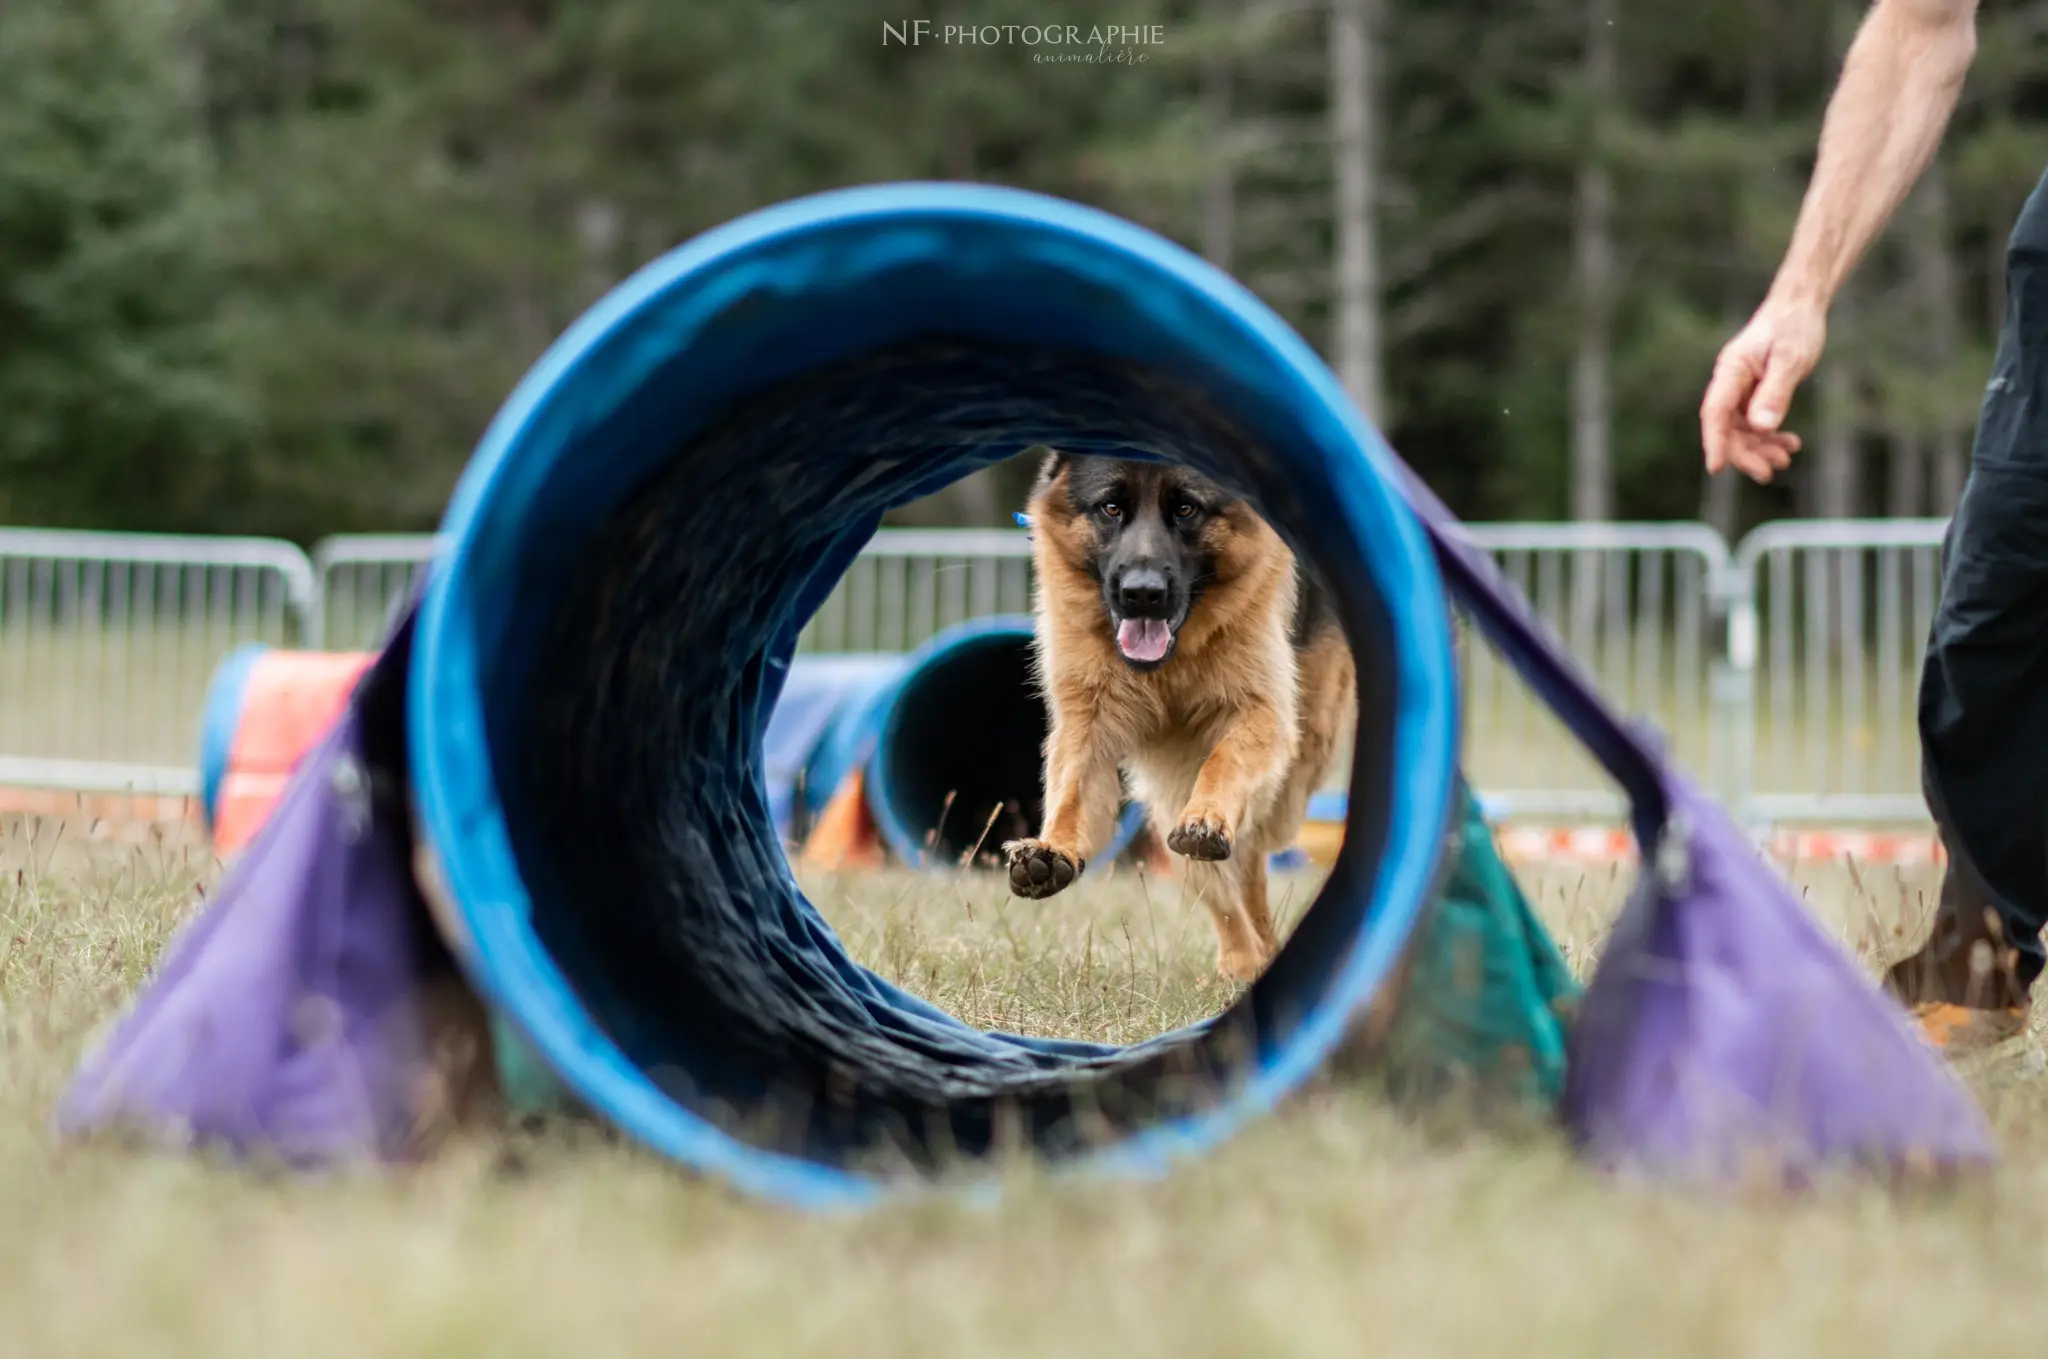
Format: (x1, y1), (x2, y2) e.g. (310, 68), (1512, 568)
(1885, 843), (2033, 1052)
(1883, 846), (2030, 1012)
(1908, 1000), (2031, 1054)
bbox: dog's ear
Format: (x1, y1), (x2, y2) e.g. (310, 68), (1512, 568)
(1030, 446), (1068, 492)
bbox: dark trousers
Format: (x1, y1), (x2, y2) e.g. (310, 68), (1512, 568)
(1911, 165), (2048, 1004)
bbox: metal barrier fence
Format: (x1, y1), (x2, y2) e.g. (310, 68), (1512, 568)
(797, 529), (1034, 654)
(311, 534), (445, 650)
(1725, 518), (1949, 828)
(1452, 523), (1734, 822)
(0, 518), (1965, 829)
(0, 528), (316, 796)
(306, 529), (1040, 654)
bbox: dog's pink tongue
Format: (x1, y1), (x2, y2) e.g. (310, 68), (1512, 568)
(1116, 618), (1172, 663)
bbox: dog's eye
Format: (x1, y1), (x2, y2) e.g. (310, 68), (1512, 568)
(1100, 502), (1122, 519)
(1174, 502), (1198, 520)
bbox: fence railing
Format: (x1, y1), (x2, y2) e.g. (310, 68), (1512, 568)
(0, 517), (1961, 829)
(0, 527), (317, 795)
(1725, 518), (1949, 828)
(311, 534), (445, 651)
(1453, 523), (1734, 822)
(797, 528), (1035, 655)
(305, 528), (1041, 655)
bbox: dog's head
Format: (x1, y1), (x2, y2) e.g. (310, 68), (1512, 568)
(1028, 451), (1249, 672)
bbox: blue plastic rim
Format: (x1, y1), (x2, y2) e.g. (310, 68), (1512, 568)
(859, 614), (1146, 869)
(197, 642), (271, 830)
(406, 182), (1461, 1208)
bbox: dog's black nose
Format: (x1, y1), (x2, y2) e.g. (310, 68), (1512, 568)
(1117, 568), (1170, 617)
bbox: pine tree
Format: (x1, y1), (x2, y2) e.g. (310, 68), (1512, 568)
(0, 0), (252, 529)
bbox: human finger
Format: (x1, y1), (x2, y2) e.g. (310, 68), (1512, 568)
(1745, 348), (1814, 433)
(1726, 430), (1797, 483)
(1699, 350), (1760, 473)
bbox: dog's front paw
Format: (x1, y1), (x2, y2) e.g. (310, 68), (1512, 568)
(1003, 839), (1082, 899)
(1167, 807), (1233, 862)
(1217, 937), (1272, 984)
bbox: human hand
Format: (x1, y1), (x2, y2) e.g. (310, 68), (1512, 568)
(1699, 298), (1827, 484)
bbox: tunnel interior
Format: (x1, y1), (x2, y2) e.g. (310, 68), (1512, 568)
(871, 626), (1050, 865)
(406, 187), (1461, 1204)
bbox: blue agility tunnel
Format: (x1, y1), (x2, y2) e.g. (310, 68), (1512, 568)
(401, 182), (1461, 1204)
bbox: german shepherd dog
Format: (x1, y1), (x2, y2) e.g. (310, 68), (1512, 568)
(1003, 451), (1356, 982)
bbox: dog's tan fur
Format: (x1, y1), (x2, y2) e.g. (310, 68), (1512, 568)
(1004, 457), (1356, 982)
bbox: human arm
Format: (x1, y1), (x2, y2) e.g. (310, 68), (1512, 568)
(1700, 0), (1979, 483)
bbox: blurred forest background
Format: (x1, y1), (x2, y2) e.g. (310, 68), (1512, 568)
(1, 0), (2043, 544)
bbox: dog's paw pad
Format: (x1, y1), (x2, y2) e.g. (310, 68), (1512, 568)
(1003, 840), (1081, 899)
(1168, 814), (1233, 862)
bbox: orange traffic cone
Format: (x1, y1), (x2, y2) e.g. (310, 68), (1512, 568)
(797, 768), (886, 872)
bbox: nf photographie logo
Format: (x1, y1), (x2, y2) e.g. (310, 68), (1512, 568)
(881, 20), (1165, 64)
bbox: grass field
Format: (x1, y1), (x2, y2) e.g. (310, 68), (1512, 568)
(4, 817), (2047, 1357)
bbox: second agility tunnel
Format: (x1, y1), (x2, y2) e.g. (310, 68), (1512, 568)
(770, 615), (1148, 869)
